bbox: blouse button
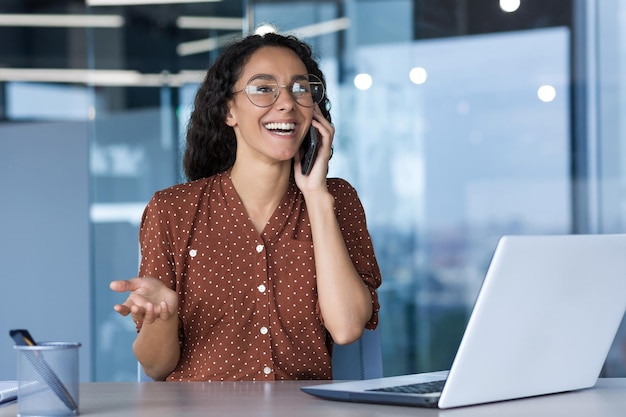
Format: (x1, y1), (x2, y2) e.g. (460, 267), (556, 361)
(260, 326), (268, 335)
(263, 367), (272, 375)
(257, 284), (266, 293)
(256, 244), (264, 253)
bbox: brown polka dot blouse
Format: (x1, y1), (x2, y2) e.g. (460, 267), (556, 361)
(138, 169), (381, 381)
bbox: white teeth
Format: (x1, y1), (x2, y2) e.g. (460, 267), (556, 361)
(264, 122), (295, 131)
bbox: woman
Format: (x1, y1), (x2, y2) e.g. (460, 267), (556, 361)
(110, 32), (381, 381)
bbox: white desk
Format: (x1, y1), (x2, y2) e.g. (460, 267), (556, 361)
(1, 378), (624, 416)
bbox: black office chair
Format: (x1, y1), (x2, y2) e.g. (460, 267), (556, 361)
(138, 327), (383, 381)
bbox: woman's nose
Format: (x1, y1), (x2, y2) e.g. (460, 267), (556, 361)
(274, 85), (297, 110)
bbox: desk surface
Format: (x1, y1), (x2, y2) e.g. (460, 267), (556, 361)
(1, 378), (624, 417)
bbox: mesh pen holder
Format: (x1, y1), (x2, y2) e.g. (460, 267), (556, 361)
(14, 342), (81, 417)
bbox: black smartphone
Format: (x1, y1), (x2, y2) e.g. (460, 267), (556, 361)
(301, 125), (319, 175)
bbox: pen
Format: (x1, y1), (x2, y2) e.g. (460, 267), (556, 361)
(9, 329), (79, 413)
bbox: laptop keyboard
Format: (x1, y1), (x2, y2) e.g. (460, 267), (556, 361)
(368, 379), (446, 394)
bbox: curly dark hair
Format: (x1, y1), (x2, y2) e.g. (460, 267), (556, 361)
(183, 32), (332, 181)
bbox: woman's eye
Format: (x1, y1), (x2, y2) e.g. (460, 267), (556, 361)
(292, 82), (310, 94)
(254, 85), (275, 94)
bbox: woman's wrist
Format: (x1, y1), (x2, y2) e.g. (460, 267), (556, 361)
(302, 188), (334, 208)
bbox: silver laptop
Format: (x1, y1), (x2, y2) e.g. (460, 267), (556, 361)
(302, 234), (626, 408)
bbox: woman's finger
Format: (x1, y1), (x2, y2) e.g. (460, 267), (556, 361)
(113, 304), (131, 316)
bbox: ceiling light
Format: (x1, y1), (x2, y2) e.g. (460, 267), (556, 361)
(177, 33), (239, 56)
(499, 0), (521, 13)
(86, 0), (219, 5)
(0, 68), (205, 87)
(176, 16), (243, 30)
(176, 18), (351, 57)
(0, 14), (124, 28)
(286, 17), (351, 39)
(255, 24), (276, 36)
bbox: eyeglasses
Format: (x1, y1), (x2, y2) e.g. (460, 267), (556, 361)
(233, 74), (324, 108)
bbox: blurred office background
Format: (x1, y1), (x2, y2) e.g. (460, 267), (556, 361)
(1, 0), (625, 382)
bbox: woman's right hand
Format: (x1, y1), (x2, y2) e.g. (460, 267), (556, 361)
(109, 277), (178, 326)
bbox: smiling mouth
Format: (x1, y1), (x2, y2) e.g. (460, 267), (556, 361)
(264, 122), (296, 136)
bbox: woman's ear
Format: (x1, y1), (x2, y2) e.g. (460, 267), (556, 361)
(225, 104), (237, 127)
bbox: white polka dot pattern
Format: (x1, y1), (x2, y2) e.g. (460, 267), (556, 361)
(137, 169), (381, 381)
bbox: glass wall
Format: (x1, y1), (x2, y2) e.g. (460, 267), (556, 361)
(1, 0), (625, 382)
(87, 1), (246, 381)
(595, 0), (626, 376)
(251, 0), (572, 376)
